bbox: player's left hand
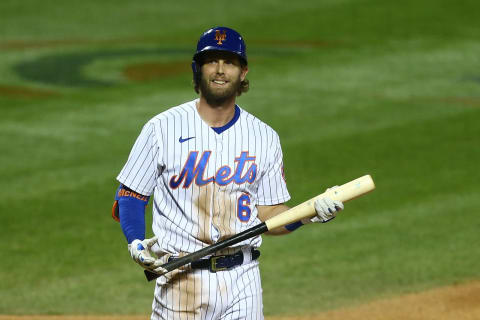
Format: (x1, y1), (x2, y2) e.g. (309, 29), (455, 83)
(311, 196), (344, 223)
(129, 236), (161, 272)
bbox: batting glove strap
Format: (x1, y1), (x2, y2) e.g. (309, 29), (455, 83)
(285, 220), (304, 231)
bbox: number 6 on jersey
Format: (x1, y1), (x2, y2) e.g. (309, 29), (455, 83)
(237, 193), (251, 222)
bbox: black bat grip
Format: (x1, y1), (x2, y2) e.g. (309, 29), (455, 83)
(144, 222), (268, 281)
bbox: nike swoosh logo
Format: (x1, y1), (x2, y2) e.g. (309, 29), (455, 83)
(179, 136), (195, 143)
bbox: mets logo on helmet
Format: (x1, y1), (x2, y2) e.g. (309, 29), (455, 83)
(215, 30), (227, 45)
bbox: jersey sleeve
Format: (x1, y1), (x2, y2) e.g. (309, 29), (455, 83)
(256, 132), (291, 206)
(117, 121), (161, 196)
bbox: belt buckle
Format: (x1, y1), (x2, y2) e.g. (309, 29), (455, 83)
(210, 255), (227, 273)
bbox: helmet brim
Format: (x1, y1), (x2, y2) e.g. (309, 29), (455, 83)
(193, 48), (247, 66)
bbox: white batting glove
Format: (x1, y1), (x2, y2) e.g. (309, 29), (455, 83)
(128, 236), (161, 271)
(301, 186), (344, 224)
(310, 197), (344, 223)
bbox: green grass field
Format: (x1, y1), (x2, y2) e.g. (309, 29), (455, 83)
(1, 0), (479, 316)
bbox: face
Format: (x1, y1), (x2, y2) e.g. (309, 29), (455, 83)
(199, 51), (248, 106)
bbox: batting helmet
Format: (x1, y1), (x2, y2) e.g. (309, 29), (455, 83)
(192, 26), (247, 75)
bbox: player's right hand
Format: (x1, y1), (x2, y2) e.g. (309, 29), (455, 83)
(128, 237), (162, 272)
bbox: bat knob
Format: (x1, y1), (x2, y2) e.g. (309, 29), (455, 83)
(144, 270), (162, 282)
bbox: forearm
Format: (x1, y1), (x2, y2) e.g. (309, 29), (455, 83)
(257, 204), (291, 235)
(113, 184), (149, 243)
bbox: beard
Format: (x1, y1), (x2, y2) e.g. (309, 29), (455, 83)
(199, 74), (242, 107)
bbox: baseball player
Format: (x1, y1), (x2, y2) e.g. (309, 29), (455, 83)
(112, 26), (344, 320)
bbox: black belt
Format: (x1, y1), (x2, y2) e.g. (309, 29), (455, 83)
(188, 248), (260, 273)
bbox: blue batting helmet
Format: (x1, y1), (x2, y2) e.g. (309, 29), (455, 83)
(192, 26), (247, 75)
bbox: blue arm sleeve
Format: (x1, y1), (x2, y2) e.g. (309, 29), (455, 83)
(114, 184), (150, 244)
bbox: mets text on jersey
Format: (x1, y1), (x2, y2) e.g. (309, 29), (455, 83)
(169, 151), (257, 189)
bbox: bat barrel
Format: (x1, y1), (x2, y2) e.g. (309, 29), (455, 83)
(265, 175), (375, 230)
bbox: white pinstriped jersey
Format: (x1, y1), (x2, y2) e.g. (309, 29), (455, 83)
(117, 99), (290, 256)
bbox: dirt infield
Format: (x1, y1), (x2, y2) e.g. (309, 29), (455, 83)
(0, 85), (59, 98)
(274, 280), (480, 320)
(1, 281), (478, 320)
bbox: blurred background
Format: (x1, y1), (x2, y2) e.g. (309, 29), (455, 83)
(1, 0), (479, 317)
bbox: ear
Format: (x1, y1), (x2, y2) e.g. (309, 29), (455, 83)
(240, 66), (249, 81)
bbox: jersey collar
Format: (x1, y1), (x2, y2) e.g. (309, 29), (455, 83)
(211, 105), (240, 134)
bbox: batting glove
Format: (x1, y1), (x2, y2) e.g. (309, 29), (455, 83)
(128, 236), (162, 272)
(311, 197), (344, 223)
(300, 186), (343, 223)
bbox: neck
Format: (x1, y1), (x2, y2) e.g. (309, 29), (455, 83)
(197, 95), (236, 127)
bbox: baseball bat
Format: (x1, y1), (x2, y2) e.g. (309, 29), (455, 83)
(144, 174), (375, 281)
